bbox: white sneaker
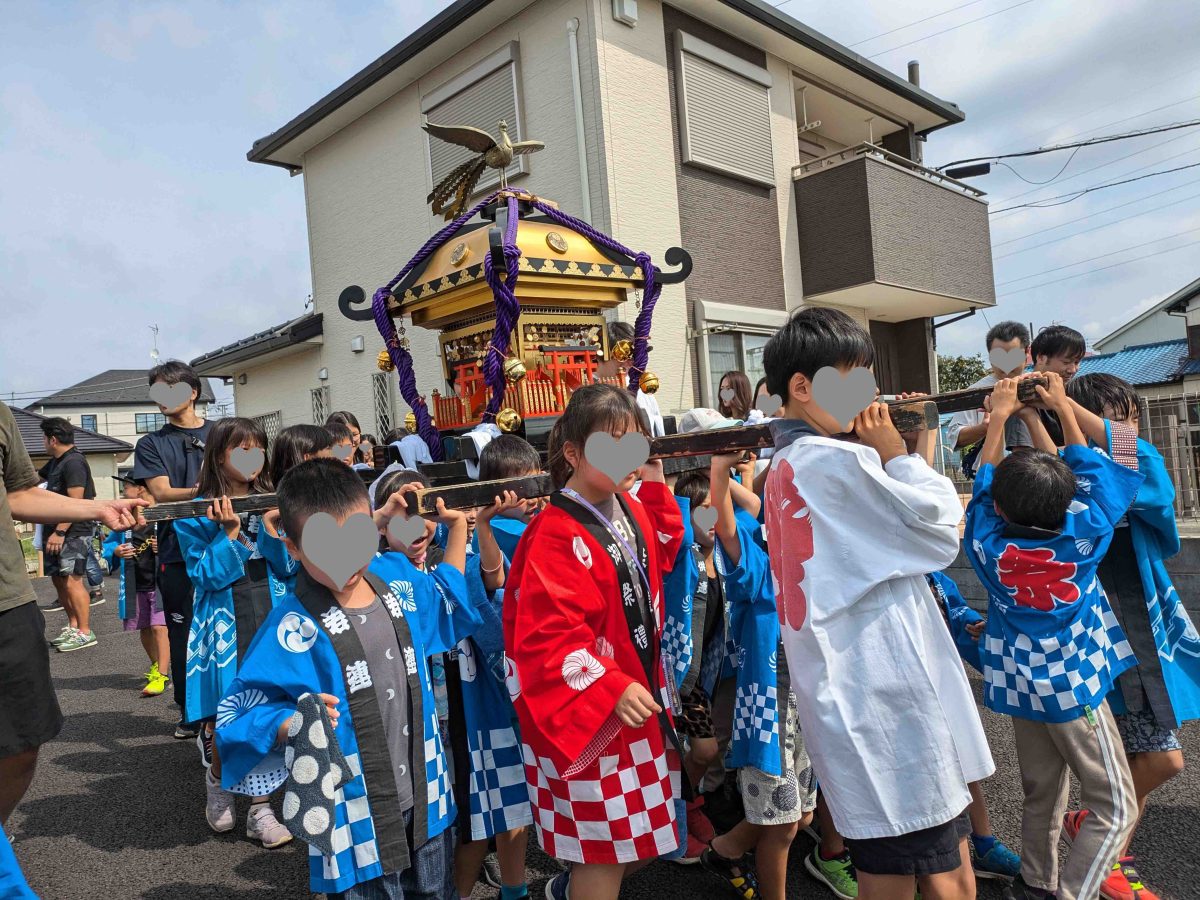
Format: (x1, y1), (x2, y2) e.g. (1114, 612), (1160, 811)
(205, 772), (236, 833)
(246, 803), (293, 849)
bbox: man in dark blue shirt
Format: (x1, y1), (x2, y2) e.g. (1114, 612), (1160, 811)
(131, 361), (214, 738)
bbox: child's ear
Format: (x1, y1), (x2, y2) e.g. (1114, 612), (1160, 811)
(788, 372), (813, 404)
(283, 535), (301, 558)
(563, 441), (582, 470)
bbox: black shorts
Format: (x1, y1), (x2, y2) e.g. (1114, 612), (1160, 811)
(848, 810), (971, 877)
(0, 602), (64, 757)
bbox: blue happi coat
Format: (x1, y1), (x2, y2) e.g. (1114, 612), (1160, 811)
(176, 515), (292, 724)
(926, 571), (984, 673)
(214, 551), (481, 895)
(457, 515), (534, 840)
(715, 515), (782, 776)
(662, 496), (699, 694)
(966, 445), (1143, 722)
(258, 527), (299, 597)
(1097, 421), (1200, 727)
(101, 528), (137, 621)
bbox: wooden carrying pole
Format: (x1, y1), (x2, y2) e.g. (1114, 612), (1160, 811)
(140, 378), (1046, 522)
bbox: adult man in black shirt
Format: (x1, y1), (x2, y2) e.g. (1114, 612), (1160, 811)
(131, 361), (214, 738)
(39, 418), (100, 652)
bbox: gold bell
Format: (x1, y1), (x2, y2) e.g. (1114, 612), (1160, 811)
(496, 408), (523, 433)
(503, 357), (527, 383)
(610, 339), (633, 362)
(377, 349), (395, 372)
(639, 371), (660, 394)
(404, 412), (418, 434)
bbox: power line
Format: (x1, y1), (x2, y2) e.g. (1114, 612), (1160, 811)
(939, 118), (1200, 170)
(997, 239), (1200, 298)
(844, 0), (992, 46)
(994, 183), (1200, 259)
(996, 227), (1200, 286)
(993, 176), (1200, 247)
(990, 160), (1200, 214)
(866, 0), (1040, 59)
(990, 141), (1200, 217)
(994, 146), (1081, 185)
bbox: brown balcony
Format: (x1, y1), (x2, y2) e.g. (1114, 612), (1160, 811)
(793, 144), (996, 320)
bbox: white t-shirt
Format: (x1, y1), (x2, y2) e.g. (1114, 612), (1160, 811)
(767, 436), (995, 839)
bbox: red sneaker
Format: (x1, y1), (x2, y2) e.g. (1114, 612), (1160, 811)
(687, 796), (717, 845)
(1061, 809), (1089, 845)
(1100, 856), (1160, 900)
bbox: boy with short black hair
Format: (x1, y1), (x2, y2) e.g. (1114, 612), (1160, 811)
(326, 420), (357, 466)
(761, 306), (994, 898)
(215, 458), (480, 898)
(133, 359), (212, 739)
(965, 374), (1141, 900)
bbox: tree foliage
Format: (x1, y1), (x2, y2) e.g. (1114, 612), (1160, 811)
(938, 353), (987, 392)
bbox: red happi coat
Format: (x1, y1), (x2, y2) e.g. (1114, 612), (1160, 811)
(502, 481), (684, 864)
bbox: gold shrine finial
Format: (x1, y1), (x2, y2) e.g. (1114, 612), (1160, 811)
(423, 117), (545, 220)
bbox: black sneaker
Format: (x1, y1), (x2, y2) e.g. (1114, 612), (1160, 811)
(1003, 876), (1057, 900)
(480, 853), (502, 889)
(174, 717), (199, 740)
(89, 588), (105, 607)
(700, 846), (759, 899)
(38, 597), (64, 612)
(197, 728), (214, 768)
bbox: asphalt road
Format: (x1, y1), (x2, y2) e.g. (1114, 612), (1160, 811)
(9, 575), (1198, 899)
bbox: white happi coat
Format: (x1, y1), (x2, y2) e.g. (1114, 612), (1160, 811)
(765, 433), (995, 839)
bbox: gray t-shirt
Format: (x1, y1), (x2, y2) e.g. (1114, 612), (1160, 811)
(945, 373), (1032, 451)
(349, 596), (414, 812)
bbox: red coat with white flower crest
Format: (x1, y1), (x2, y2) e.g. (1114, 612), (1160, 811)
(502, 481), (684, 864)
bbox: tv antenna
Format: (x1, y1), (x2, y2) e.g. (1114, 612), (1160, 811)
(150, 324), (160, 362)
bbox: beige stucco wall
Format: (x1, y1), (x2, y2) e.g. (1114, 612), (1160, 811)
(299, 0), (598, 430)
(32, 402), (210, 448)
(230, 346), (324, 431)
(591, 0), (695, 413)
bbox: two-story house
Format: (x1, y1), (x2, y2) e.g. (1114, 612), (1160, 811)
(25, 369), (217, 448)
(193, 0), (995, 438)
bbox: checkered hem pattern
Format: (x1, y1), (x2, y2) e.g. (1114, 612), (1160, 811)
(423, 710), (453, 823)
(467, 725), (533, 840)
(523, 737), (681, 864)
(984, 602), (1135, 720)
(734, 682), (778, 745)
(662, 615), (692, 684)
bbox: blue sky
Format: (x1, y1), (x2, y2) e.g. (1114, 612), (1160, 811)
(2, 0), (1199, 409)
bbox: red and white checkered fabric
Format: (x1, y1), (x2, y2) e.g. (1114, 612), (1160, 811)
(523, 737), (681, 864)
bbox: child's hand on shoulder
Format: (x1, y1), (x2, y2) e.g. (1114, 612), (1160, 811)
(966, 620), (985, 641)
(853, 403), (907, 463)
(615, 681), (662, 728)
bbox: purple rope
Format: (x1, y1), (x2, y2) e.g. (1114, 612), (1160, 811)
(481, 196), (522, 420)
(526, 199), (661, 393)
(371, 192), (501, 460)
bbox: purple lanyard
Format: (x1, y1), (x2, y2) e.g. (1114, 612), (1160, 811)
(561, 488), (651, 600)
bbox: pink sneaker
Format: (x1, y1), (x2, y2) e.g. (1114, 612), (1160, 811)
(205, 772), (235, 833)
(246, 803), (293, 849)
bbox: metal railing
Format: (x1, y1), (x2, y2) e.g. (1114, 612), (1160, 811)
(792, 142), (987, 199)
(1142, 393), (1200, 519)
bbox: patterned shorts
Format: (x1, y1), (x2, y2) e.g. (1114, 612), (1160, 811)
(1115, 708), (1182, 754)
(677, 687), (714, 739)
(738, 691), (816, 825)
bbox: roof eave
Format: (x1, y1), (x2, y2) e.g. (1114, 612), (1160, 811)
(247, 0), (963, 170)
(247, 0), (498, 168)
(191, 314), (324, 374)
(716, 0), (964, 129)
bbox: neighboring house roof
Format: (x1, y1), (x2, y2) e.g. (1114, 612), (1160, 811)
(7, 405), (134, 457)
(1094, 276), (1200, 351)
(191, 312), (323, 374)
(1075, 339), (1196, 387)
(27, 369), (216, 408)
(247, 0), (964, 170)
